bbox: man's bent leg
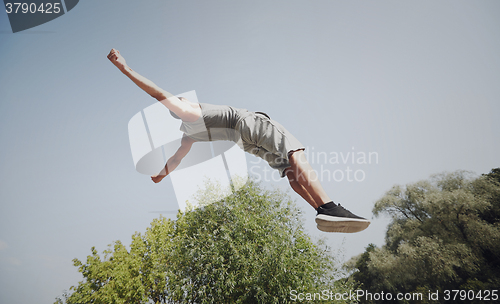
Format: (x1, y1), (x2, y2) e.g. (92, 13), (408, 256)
(288, 150), (331, 208)
(287, 151), (370, 233)
(286, 170), (319, 209)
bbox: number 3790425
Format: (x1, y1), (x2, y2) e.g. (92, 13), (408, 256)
(6, 3), (61, 14)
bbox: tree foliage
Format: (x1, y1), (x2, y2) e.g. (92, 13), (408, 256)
(57, 180), (355, 303)
(58, 216), (173, 304)
(348, 169), (500, 303)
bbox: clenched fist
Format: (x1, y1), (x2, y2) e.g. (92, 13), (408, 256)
(107, 48), (127, 70)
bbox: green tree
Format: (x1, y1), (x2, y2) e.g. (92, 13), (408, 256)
(58, 180), (356, 303)
(348, 169), (500, 303)
(61, 216), (174, 304)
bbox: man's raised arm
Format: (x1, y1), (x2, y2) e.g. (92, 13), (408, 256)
(106, 48), (187, 115)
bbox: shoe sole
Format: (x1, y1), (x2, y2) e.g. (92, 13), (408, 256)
(315, 215), (370, 233)
(316, 223), (369, 233)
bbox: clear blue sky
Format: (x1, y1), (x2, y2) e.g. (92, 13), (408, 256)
(1, 1), (499, 303)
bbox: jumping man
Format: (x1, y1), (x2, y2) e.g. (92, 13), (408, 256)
(107, 48), (370, 233)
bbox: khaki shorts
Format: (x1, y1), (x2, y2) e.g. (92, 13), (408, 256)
(236, 112), (305, 177)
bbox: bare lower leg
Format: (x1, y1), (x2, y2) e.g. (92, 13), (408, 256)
(286, 171), (319, 209)
(289, 150), (331, 207)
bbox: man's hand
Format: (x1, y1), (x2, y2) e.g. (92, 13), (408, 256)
(151, 167), (167, 183)
(107, 48), (127, 71)
(151, 174), (166, 183)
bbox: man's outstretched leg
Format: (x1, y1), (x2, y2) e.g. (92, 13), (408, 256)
(287, 150), (370, 233)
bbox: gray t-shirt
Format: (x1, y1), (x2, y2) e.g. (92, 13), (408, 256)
(180, 103), (252, 143)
